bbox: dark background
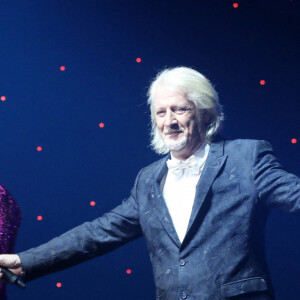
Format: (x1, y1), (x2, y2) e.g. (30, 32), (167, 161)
(0, 0), (299, 299)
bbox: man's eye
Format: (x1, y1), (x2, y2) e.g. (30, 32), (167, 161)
(156, 111), (165, 116)
(175, 107), (188, 113)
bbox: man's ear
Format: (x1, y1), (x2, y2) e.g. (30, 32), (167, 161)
(202, 110), (211, 125)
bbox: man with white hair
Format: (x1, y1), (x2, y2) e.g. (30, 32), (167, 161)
(0, 67), (299, 299)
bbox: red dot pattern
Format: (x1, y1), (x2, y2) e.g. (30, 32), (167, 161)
(260, 80), (266, 85)
(60, 66), (66, 71)
(291, 138), (297, 144)
(99, 123), (105, 128)
(56, 282), (62, 288)
(233, 3), (239, 8)
(90, 201), (96, 206)
(1, 96), (6, 101)
(126, 269), (132, 274)
(36, 146), (42, 151)
(37, 216), (43, 221)
(136, 58), (141, 63)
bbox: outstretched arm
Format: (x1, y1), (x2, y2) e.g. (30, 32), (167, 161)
(253, 140), (300, 211)
(0, 170), (144, 283)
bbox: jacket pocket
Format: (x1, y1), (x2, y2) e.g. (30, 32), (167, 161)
(213, 183), (240, 197)
(221, 277), (267, 298)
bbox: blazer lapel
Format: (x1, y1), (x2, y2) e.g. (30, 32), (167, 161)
(183, 140), (227, 244)
(152, 156), (181, 248)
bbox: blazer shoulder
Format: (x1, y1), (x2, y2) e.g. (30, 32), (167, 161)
(223, 138), (271, 150)
(140, 155), (168, 175)
(222, 139), (273, 159)
(132, 155), (169, 190)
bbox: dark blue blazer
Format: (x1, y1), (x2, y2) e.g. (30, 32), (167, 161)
(19, 139), (300, 299)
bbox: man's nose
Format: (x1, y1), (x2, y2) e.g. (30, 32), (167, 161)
(164, 110), (177, 126)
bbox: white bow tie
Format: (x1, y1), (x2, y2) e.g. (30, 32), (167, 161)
(166, 155), (202, 178)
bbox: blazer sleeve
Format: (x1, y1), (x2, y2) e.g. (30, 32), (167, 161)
(252, 140), (300, 212)
(18, 171), (144, 282)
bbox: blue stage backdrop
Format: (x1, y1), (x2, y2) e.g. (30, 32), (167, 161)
(0, 0), (299, 299)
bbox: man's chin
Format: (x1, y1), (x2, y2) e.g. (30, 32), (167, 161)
(163, 137), (188, 151)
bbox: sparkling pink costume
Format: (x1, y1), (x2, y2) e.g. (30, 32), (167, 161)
(0, 186), (21, 300)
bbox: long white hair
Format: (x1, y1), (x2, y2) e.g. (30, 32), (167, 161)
(147, 67), (224, 155)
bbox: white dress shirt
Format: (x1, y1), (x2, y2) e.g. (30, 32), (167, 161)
(160, 142), (210, 242)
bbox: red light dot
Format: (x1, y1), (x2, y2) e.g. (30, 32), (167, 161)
(60, 66), (66, 71)
(260, 80), (266, 85)
(56, 282), (62, 288)
(126, 269), (132, 274)
(36, 146), (42, 151)
(37, 216), (43, 221)
(136, 58), (141, 63)
(233, 2), (239, 8)
(291, 138), (297, 144)
(99, 123), (105, 128)
(1, 96), (6, 101)
(90, 201), (96, 206)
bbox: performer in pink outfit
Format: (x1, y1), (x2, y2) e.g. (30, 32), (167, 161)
(0, 186), (21, 300)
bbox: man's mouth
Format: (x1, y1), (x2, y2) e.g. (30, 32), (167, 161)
(164, 130), (183, 137)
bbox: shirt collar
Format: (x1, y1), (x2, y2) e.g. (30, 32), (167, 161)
(170, 141), (210, 168)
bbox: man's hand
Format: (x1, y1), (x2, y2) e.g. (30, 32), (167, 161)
(0, 254), (23, 281)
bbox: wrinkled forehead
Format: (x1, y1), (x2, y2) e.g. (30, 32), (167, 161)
(154, 90), (192, 110)
(153, 85), (199, 111)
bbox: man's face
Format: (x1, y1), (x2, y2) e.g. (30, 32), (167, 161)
(154, 88), (206, 159)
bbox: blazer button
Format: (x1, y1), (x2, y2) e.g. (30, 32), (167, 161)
(181, 291), (187, 299)
(180, 259), (186, 266)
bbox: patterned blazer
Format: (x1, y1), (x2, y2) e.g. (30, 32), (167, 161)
(19, 139), (300, 300)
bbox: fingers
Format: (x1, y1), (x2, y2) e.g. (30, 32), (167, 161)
(0, 254), (21, 268)
(0, 254), (23, 283)
(0, 267), (6, 282)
